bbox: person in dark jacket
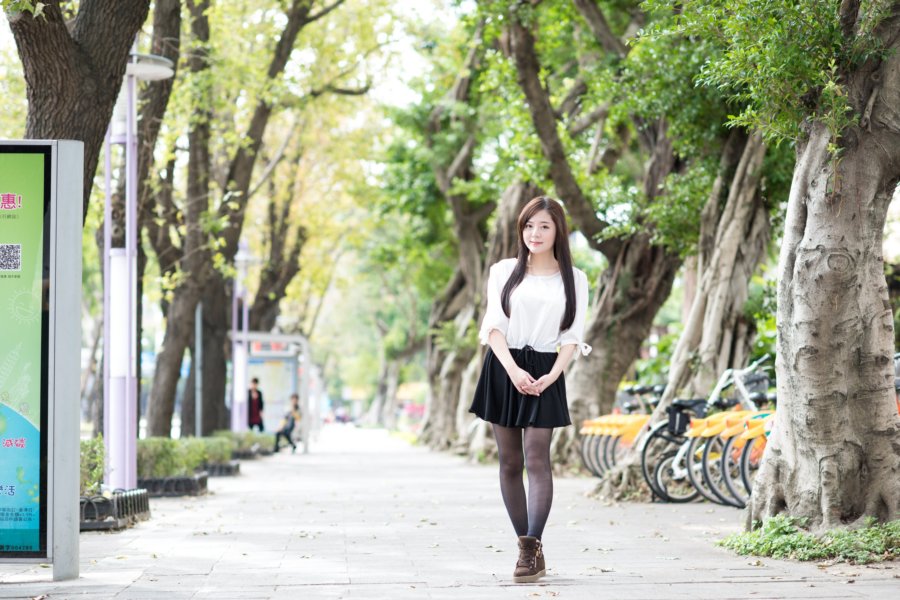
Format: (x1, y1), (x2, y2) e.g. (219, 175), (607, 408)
(248, 377), (265, 431)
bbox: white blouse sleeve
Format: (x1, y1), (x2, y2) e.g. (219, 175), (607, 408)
(559, 269), (592, 358)
(478, 263), (510, 345)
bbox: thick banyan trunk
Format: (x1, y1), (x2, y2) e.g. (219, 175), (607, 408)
(421, 182), (537, 450)
(597, 131), (771, 498)
(660, 132), (768, 405)
(459, 181), (536, 458)
(558, 235), (680, 463)
(749, 118), (900, 530)
(420, 272), (478, 449)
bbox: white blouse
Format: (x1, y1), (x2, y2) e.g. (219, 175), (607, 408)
(479, 258), (592, 357)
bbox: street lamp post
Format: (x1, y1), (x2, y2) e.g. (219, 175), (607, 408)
(103, 50), (173, 491)
(230, 241), (252, 432)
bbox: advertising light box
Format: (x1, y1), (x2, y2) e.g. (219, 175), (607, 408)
(0, 146), (50, 558)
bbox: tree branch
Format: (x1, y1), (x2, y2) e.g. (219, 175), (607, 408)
(309, 82), (372, 97)
(838, 0), (861, 39)
(555, 77), (587, 119)
(571, 0), (626, 57)
(569, 103), (609, 137)
(307, 0), (347, 24)
(247, 120), (299, 200)
(508, 12), (610, 252)
(446, 135), (477, 189)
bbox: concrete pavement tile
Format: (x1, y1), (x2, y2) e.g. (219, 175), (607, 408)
(0, 426), (890, 600)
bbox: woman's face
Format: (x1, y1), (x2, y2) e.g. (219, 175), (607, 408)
(523, 209), (556, 256)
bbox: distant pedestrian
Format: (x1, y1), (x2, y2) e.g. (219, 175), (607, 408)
(248, 377), (265, 432)
(469, 196), (591, 583)
(274, 394), (301, 453)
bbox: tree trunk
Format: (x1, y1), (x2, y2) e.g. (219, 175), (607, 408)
(505, 10), (685, 466)
(420, 181), (537, 450)
(561, 235), (680, 451)
(746, 7), (900, 529)
(420, 263), (481, 449)
(597, 131), (772, 498)
(657, 132), (768, 405)
(381, 360), (402, 430)
(146, 290), (197, 436)
(192, 278), (232, 435)
(749, 117), (900, 529)
(364, 350), (390, 427)
(145, 0), (212, 437)
(8, 1), (151, 220)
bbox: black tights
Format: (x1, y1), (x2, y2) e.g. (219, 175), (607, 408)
(492, 424), (554, 539)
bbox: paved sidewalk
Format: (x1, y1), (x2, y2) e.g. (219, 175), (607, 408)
(0, 425), (896, 599)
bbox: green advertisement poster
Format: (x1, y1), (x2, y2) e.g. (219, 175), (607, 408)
(0, 147), (49, 557)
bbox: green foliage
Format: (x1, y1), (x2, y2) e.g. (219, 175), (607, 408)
(79, 436), (105, 497)
(212, 430), (274, 454)
(633, 327), (681, 383)
(885, 262), (900, 348)
(621, 31), (729, 156)
(138, 435), (245, 478)
(643, 0), (890, 143)
(432, 318), (478, 355)
(178, 437), (209, 473)
(137, 438), (188, 479)
(643, 159), (717, 257)
(202, 436), (233, 465)
(720, 515), (900, 564)
(1, 0), (44, 15)
(745, 269), (778, 365)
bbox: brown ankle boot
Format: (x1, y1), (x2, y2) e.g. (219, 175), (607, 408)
(513, 535), (546, 583)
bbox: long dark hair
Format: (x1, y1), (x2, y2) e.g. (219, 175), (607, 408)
(500, 196), (576, 331)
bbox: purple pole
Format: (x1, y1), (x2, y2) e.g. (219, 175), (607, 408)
(102, 129), (112, 475)
(124, 70), (138, 487)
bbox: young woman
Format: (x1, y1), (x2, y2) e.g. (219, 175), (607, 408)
(469, 196), (591, 583)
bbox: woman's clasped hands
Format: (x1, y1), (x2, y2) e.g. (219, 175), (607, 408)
(509, 367), (557, 396)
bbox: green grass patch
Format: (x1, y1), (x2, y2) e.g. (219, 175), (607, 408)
(719, 515), (900, 564)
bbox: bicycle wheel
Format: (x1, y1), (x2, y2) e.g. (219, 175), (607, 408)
(740, 436), (766, 493)
(607, 433), (633, 468)
(654, 448), (700, 503)
(585, 434), (605, 477)
(701, 435), (742, 508)
(720, 435), (749, 508)
(685, 436), (724, 504)
(592, 434), (610, 476)
(602, 433), (619, 470)
(640, 421), (685, 501)
(581, 434), (603, 477)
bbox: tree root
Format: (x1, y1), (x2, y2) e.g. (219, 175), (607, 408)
(591, 462), (650, 503)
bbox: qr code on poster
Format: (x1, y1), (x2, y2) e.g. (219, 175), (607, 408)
(0, 244), (22, 271)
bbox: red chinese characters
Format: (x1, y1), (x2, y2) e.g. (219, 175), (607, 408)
(0, 193), (22, 210)
(1, 438), (26, 449)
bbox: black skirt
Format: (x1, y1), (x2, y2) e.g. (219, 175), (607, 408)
(469, 346), (571, 429)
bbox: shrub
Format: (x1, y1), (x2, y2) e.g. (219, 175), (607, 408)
(719, 515), (900, 564)
(248, 431), (275, 451)
(211, 430), (274, 454)
(137, 437), (187, 478)
(178, 437), (208, 473)
(202, 437), (233, 465)
(80, 436), (105, 496)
